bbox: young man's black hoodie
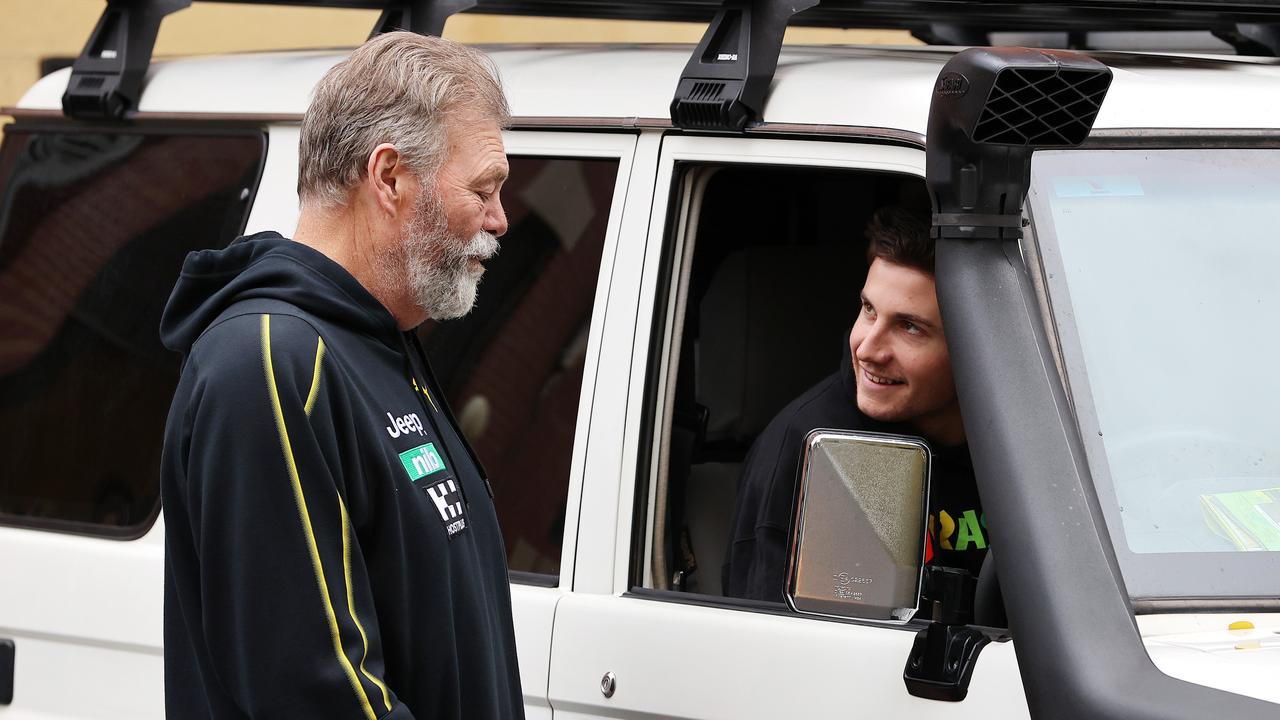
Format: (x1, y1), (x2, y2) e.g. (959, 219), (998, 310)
(159, 232), (523, 719)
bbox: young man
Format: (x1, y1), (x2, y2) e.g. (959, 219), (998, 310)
(723, 204), (987, 602)
(159, 33), (522, 718)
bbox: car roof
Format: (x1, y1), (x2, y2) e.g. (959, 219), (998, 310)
(16, 44), (1280, 133)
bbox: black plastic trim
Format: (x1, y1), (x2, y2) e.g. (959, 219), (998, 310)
(0, 639), (12, 706)
(0, 122), (268, 542)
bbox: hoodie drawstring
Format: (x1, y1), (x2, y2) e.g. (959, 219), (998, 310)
(400, 332), (495, 502)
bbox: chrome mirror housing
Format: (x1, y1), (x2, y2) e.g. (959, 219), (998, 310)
(786, 430), (931, 623)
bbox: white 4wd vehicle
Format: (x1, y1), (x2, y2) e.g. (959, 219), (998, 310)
(2, 0), (1279, 718)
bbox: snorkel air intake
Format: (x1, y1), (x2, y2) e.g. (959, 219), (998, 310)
(926, 47), (1112, 241)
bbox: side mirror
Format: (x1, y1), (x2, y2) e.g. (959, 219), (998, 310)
(785, 430), (931, 623)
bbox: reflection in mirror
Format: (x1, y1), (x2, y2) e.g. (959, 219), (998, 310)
(787, 430), (930, 622)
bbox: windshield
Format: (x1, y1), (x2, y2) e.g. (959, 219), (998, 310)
(1029, 148), (1280, 601)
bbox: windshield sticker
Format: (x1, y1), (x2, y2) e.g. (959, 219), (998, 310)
(1201, 488), (1280, 551)
(1052, 175), (1144, 198)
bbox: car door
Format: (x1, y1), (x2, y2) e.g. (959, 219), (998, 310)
(547, 134), (1029, 719)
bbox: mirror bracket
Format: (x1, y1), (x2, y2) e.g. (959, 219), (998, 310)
(903, 622), (993, 702)
(903, 565), (997, 701)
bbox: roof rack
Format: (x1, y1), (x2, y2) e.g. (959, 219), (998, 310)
(666, 0), (1280, 130)
(62, 0), (470, 120)
(62, 0), (1280, 122)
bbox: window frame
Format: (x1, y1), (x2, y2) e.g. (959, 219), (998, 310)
(620, 133), (931, 615)
(489, 130), (640, 589)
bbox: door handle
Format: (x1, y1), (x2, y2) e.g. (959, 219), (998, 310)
(1, 638), (13, 705)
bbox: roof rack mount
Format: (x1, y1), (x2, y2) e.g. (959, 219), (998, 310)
(368, 0), (475, 39)
(670, 0), (818, 132)
(62, 0), (192, 120)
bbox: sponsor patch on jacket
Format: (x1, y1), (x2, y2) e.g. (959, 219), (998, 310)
(399, 442), (446, 481)
(424, 476), (467, 538)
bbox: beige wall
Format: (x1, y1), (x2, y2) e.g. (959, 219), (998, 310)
(1, 0), (916, 116)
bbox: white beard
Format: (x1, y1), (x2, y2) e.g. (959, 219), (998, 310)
(399, 193), (499, 321)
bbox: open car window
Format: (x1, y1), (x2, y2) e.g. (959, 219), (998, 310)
(640, 159), (930, 599)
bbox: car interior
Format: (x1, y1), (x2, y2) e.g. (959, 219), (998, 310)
(651, 164), (931, 597)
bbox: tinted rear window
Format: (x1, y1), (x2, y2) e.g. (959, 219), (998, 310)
(0, 128), (264, 537)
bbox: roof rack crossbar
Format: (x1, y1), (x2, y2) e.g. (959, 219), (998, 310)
(670, 0), (819, 132)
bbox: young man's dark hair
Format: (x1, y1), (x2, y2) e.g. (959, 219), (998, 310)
(864, 202), (934, 273)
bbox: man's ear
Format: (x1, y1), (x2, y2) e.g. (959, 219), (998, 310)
(365, 143), (410, 217)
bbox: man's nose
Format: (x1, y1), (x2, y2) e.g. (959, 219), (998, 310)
(484, 194), (508, 237)
(855, 322), (891, 364)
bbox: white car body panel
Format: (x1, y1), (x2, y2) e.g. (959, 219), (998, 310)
(548, 593), (1026, 720)
(0, 520), (164, 718)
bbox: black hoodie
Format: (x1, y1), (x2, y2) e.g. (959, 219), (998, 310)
(723, 336), (986, 603)
(159, 232), (523, 719)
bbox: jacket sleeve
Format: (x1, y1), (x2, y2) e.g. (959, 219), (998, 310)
(178, 313), (412, 720)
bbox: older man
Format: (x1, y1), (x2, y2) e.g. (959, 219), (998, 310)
(159, 33), (521, 719)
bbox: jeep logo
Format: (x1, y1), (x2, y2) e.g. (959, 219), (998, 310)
(935, 72), (969, 96)
(386, 411), (425, 438)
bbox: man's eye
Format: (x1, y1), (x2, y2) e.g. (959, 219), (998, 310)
(903, 321), (922, 335)
(862, 302), (875, 317)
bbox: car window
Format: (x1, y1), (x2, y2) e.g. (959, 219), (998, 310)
(420, 155), (619, 582)
(0, 127), (265, 536)
(638, 162), (928, 599)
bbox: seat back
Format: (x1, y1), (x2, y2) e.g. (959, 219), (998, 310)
(684, 243), (861, 595)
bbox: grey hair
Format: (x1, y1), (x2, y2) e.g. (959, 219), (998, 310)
(298, 31), (511, 208)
